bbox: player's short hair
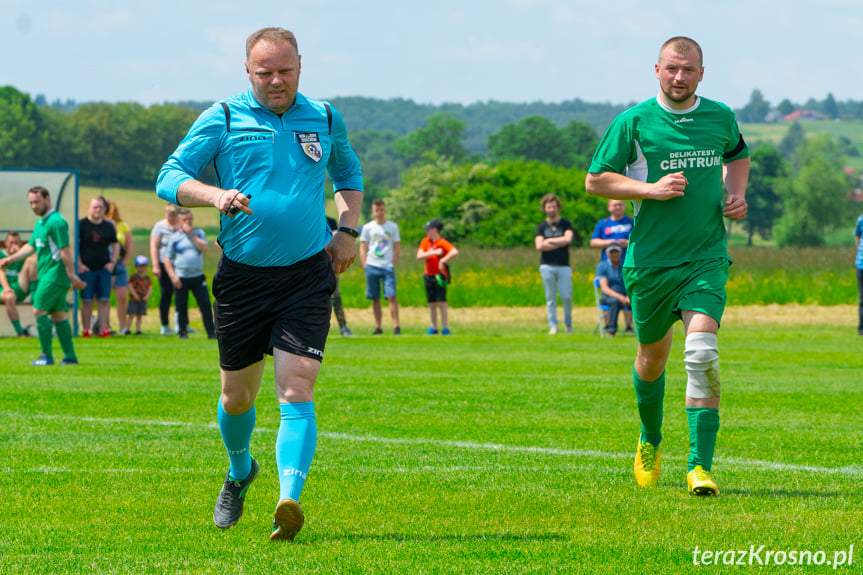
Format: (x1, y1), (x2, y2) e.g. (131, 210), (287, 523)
(246, 27), (298, 58)
(372, 199), (386, 209)
(28, 186), (49, 199)
(659, 36), (703, 66)
(4, 231), (21, 248)
(165, 203), (179, 215)
(540, 193), (561, 210)
(177, 208), (193, 217)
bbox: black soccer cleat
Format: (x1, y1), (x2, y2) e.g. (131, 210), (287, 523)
(213, 458), (259, 529)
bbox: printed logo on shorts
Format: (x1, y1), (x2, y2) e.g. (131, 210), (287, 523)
(297, 132), (323, 162)
(306, 346), (324, 358)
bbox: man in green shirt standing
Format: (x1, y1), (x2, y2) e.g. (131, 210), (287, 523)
(0, 186), (86, 365)
(586, 37), (750, 496)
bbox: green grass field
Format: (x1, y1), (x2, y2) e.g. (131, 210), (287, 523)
(3, 313), (861, 574)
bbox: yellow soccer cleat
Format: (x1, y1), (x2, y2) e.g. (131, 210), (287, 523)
(687, 465), (719, 496)
(270, 498), (305, 541)
(634, 440), (661, 487)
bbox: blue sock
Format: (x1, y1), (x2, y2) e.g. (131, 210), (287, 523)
(276, 402), (317, 503)
(217, 400), (255, 481)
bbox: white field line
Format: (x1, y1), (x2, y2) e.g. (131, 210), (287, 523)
(9, 412), (863, 477)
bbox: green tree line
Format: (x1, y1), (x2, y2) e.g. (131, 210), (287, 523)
(736, 89), (863, 123)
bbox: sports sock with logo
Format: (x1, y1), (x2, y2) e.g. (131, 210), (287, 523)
(54, 319), (76, 361)
(35, 314), (53, 358)
(633, 367), (665, 447)
(217, 400), (255, 481)
(12, 319), (24, 335)
(276, 401), (317, 503)
(686, 406), (720, 472)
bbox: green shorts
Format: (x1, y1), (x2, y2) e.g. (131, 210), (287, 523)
(32, 281), (70, 314)
(623, 258), (729, 345)
(12, 284), (28, 303)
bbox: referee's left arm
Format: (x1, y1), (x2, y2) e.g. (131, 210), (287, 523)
(326, 104), (364, 275)
(328, 188), (362, 275)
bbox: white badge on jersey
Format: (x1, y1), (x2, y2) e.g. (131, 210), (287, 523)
(297, 132), (323, 163)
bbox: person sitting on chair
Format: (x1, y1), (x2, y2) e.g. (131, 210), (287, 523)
(596, 244), (633, 337)
(1, 232), (38, 337)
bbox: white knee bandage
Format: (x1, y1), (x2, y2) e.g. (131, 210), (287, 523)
(684, 332), (720, 399)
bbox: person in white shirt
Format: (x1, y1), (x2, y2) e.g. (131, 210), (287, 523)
(359, 199), (401, 335)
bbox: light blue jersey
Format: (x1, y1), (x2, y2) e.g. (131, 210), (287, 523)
(156, 89), (363, 267)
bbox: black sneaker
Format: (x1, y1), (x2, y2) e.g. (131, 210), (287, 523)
(393, 326), (401, 335)
(59, 358), (79, 366)
(372, 327), (383, 335)
(213, 458), (259, 529)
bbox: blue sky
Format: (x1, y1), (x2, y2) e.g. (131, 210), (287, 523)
(2, 0), (860, 109)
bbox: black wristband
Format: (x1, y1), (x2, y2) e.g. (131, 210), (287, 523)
(337, 226), (359, 238)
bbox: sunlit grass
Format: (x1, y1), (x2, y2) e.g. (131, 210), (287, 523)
(3, 319), (861, 574)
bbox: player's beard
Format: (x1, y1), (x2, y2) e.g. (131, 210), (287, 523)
(662, 83), (696, 106)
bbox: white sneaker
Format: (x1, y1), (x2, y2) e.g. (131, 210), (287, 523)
(160, 326), (174, 335)
(548, 325), (559, 335)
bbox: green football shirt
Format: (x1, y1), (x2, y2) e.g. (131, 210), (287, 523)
(588, 95), (749, 268)
(28, 210), (72, 288)
(0, 249), (24, 289)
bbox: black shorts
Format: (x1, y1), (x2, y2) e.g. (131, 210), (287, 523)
(212, 251), (336, 371)
(424, 274), (447, 303)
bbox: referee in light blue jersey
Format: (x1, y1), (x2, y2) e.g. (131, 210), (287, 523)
(156, 27), (363, 542)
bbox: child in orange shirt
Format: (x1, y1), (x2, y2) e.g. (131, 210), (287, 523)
(416, 218), (459, 335)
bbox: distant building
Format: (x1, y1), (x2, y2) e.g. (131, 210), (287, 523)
(783, 110), (827, 121)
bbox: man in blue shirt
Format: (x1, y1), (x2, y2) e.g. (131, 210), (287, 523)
(596, 244), (633, 336)
(156, 27), (363, 542)
(590, 199), (633, 261)
(855, 213), (863, 335)
(163, 208), (215, 340)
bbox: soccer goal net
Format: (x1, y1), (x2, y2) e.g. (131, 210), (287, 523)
(0, 169), (79, 337)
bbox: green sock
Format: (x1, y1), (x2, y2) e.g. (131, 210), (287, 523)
(55, 319), (77, 361)
(633, 367), (665, 447)
(36, 315), (53, 359)
(12, 318), (24, 334)
(687, 407), (720, 472)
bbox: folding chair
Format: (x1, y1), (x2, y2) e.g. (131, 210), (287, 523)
(593, 277), (632, 338)
(593, 277), (610, 338)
